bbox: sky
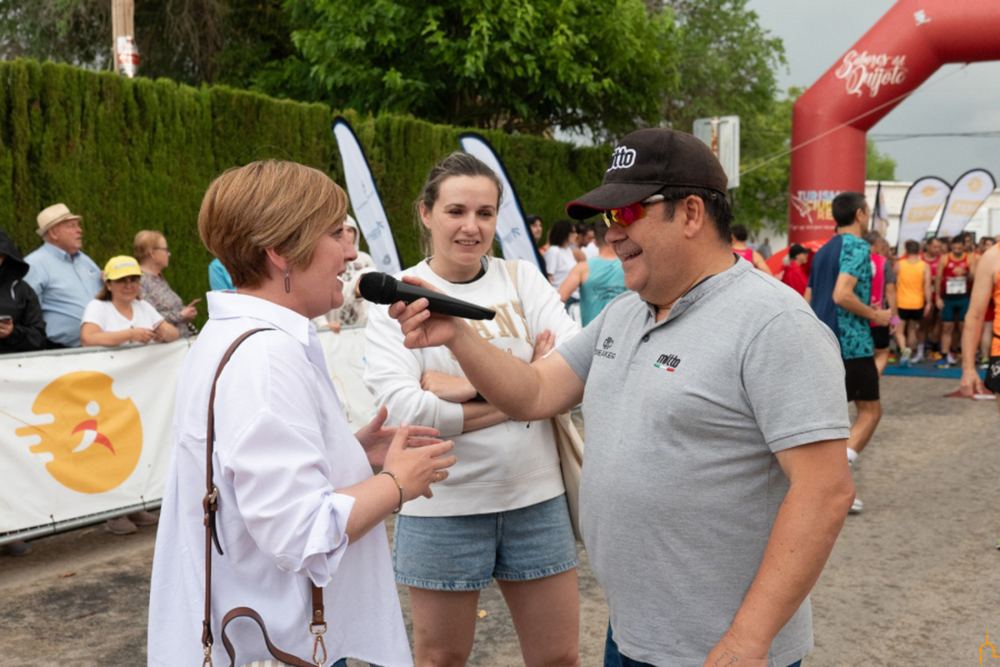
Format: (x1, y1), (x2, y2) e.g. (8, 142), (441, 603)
(746, 0), (1000, 186)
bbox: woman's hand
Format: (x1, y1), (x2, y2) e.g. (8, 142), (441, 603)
(180, 298), (201, 323)
(421, 370), (477, 403)
(130, 328), (156, 344)
(0, 319), (13, 339)
(532, 328), (555, 362)
(382, 422), (456, 501)
(355, 406), (442, 468)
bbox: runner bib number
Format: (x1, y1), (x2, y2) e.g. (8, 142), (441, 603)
(945, 276), (967, 296)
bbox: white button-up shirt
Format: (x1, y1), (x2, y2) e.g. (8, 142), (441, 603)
(148, 292), (410, 667)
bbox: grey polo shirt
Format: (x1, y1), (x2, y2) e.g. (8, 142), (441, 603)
(558, 259), (850, 667)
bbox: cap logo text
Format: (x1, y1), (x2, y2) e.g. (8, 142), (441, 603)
(607, 146), (637, 172)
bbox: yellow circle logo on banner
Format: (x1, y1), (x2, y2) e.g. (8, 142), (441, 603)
(969, 177), (983, 192)
(921, 185), (937, 197)
(16, 372), (143, 494)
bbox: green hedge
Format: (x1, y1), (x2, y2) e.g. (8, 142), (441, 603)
(0, 59), (610, 327)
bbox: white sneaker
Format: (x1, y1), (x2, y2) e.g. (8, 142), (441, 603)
(849, 497), (864, 514)
(910, 350), (924, 365)
(900, 347), (912, 368)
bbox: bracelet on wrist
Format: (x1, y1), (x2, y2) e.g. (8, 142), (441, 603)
(378, 470), (405, 514)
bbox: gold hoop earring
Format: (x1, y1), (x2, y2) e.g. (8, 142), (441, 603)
(284, 267), (291, 293)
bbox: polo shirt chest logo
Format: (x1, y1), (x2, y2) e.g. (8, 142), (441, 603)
(595, 336), (616, 359)
(654, 353), (681, 372)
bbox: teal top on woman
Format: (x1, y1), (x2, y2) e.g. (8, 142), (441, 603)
(579, 257), (626, 326)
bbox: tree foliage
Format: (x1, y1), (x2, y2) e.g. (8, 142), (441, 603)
(866, 140), (897, 182)
(659, 0), (786, 134)
(285, 0), (679, 137)
(0, 0), (292, 87)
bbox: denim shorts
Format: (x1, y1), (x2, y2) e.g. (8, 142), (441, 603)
(392, 495), (578, 591)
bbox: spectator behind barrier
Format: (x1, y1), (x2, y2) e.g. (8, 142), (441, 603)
(135, 230), (200, 337)
(80, 256), (179, 349)
(80, 256), (176, 536)
(23, 203), (103, 348)
(0, 227), (47, 353)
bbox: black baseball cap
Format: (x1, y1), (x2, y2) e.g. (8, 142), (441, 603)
(788, 243), (809, 259)
(566, 128), (730, 220)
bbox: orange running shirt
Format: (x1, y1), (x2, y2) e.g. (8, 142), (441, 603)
(896, 258), (926, 310)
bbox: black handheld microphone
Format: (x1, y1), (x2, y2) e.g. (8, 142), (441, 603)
(359, 272), (497, 321)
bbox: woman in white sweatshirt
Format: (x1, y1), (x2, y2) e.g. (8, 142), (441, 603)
(365, 153), (582, 667)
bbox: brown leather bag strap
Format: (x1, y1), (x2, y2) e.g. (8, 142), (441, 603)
(201, 328), (328, 667)
(221, 607), (317, 667)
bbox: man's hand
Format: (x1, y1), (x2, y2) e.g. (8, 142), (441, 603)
(355, 406), (442, 468)
(0, 319), (13, 339)
(703, 630), (768, 667)
(180, 298), (201, 322)
(389, 277), (466, 350)
(872, 308), (892, 327)
(421, 370), (477, 403)
(960, 368), (988, 398)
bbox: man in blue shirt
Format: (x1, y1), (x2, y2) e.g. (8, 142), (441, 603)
(806, 191), (891, 514)
(24, 204), (103, 347)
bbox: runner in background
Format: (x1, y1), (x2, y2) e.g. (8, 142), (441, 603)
(960, 243), (999, 413)
(935, 235), (978, 367)
(863, 232), (899, 375)
(730, 224), (773, 275)
(921, 237), (944, 360)
(895, 240), (933, 367)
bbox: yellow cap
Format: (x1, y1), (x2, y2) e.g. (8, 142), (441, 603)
(103, 255), (142, 281)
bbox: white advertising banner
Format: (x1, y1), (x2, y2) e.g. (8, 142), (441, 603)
(936, 169), (996, 240)
(0, 327), (378, 539)
(459, 132), (543, 272)
(0, 341), (189, 535)
(896, 176), (951, 249)
(333, 116), (403, 274)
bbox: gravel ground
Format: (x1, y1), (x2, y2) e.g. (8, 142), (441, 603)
(1, 375), (997, 666)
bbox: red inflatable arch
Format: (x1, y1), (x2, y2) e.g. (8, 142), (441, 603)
(788, 0), (1000, 244)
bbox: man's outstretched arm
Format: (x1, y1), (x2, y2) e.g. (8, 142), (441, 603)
(389, 279), (585, 421)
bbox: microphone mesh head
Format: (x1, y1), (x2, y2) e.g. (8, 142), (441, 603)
(358, 272), (396, 304)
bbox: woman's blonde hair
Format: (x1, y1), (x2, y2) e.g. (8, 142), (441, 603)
(198, 160), (348, 288)
(133, 230), (164, 263)
(414, 152), (503, 258)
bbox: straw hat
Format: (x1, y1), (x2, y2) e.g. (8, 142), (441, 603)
(36, 203), (82, 237)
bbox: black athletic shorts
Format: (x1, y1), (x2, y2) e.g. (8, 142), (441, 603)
(986, 356), (1000, 394)
(898, 308), (923, 321)
(871, 326), (890, 350)
(844, 356), (880, 402)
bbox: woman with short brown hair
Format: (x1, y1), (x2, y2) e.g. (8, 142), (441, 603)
(148, 160), (455, 667)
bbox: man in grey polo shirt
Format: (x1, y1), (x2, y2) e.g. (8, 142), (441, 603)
(389, 128), (855, 667)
